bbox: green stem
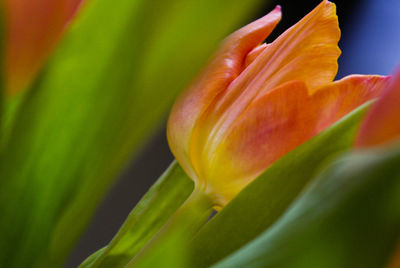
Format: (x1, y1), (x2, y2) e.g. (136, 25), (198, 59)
(126, 189), (214, 267)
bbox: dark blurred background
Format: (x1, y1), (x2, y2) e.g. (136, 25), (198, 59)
(66, 0), (400, 266)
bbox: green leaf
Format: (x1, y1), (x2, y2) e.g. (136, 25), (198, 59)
(80, 162), (193, 268)
(189, 102), (371, 268)
(214, 144), (400, 268)
(124, 230), (189, 268)
(125, 189), (213, 268)
(0, 0), (263, 267)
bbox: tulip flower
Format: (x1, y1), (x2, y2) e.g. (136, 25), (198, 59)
(356, 67), (400, 148)
(4, 0), (84, 94)
(167, 0), (390, 208)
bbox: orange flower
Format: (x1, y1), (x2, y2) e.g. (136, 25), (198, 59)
(356, 67), (400, 147)
(167, 0), (390, 207)
(4, 0), (84, 94)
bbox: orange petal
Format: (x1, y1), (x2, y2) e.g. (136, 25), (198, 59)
(356, 68), (400, 147)
(244, 43), (268, 68)
(167, 6), (282, 180)
(201, 0), (341, 166)
(210, 0), (341, 124)
(203, 80), (310, 206)
(254, 0), (341, 93)
(208, 75), (389, 206)
(4, 0), (84, 95)
(310, 74), (391, 133)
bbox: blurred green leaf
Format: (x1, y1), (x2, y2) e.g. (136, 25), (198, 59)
(80, 161), (193, 268)
(214, 144), (400, 268)
(125, 229), (189, 268)
(0, 0), (263, 267)
(125, 189), (213, 268)
(189, 103), (371, 268)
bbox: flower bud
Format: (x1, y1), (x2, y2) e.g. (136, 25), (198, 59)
(167, 0), (390, 207)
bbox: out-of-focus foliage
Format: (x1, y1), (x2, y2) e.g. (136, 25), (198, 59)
(213, 144), (400, 268)
(0, 0), (264, 267)
(80, 162), (193, 268)
(125, 188), (214, 268)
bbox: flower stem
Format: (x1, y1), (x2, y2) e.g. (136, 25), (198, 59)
(126, 189), (214, 267)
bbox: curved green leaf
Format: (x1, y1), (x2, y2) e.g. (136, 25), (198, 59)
(214, 144), (400, 268)
(189, 103), (371, 268)
(81, 162), (193, 268)
(125, 189), (213, 268)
